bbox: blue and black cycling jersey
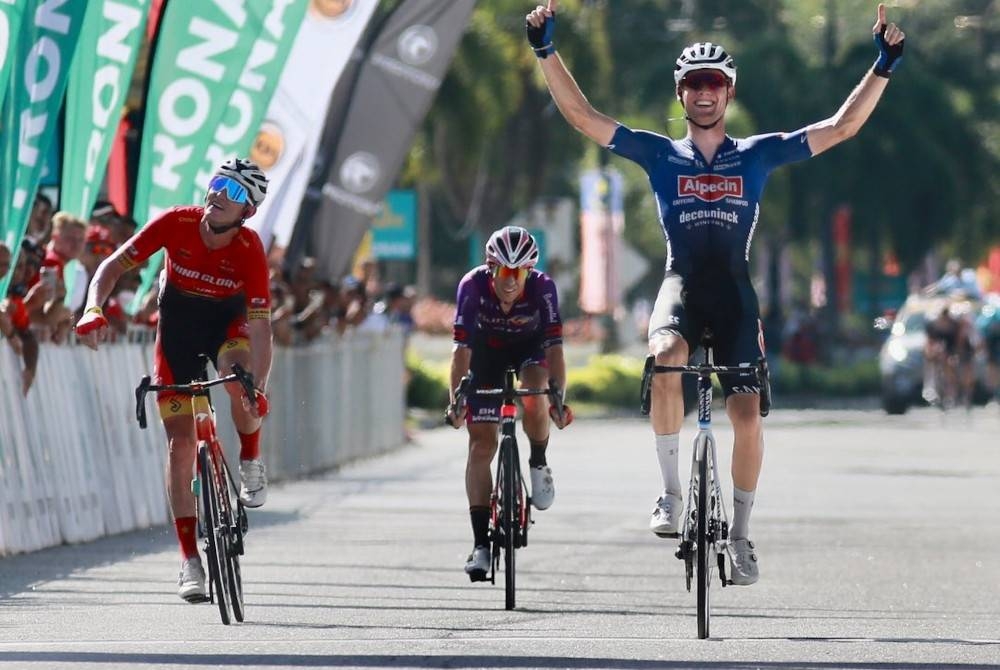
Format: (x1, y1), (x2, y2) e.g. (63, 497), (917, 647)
(608, 124), (812, 281)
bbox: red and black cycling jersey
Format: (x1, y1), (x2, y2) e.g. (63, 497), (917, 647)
(118, 205), (270, 320)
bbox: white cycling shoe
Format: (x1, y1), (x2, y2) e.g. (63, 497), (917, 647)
(529, 465), (555, 510)
(649, 492), (683, 537)
(239, 458), (268, 508)
(464, 545), (490, 582)
(177, 557), (207, 603)
(729, 538), (759, 586)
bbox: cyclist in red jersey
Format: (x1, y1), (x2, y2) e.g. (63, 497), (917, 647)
(75, 158), (273, 602)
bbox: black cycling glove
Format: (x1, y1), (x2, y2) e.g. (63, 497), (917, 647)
(873, 24), (904, 78)
(526, 13), (556, 59)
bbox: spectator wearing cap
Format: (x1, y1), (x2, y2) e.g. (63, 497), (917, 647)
(0, 244), (41, 395)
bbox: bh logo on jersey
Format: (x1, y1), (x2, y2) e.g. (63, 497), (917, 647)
(678, 175), (744, 202)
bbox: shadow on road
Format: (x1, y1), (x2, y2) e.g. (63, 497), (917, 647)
(0, 507), (301, 601)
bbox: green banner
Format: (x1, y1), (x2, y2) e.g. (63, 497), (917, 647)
(61, 0), (149, 218)
(133, 2), (273, 224)
(129, 1), (273, 311)
(189, 0), (308, 201)
(0, 0), (87, 298)
(0, 0), (31, 114)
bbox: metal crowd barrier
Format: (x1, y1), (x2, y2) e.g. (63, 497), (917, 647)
(0, 328), (406, 556)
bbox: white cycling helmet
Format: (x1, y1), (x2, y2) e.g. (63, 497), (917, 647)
(216, 158), (268, 207)
(485, 226), (539, 268)
(674, 42), (737, 87)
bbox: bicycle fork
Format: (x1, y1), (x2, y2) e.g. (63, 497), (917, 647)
(676, 430), (732, 587)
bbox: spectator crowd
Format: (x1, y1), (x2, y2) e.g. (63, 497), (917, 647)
(0, 194), (417, 397)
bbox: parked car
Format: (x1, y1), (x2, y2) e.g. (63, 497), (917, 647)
(877, 294), (987, 414)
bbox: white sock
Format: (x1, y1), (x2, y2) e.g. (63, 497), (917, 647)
(655, 433), (681, 497)
(731, 487), (755, 540)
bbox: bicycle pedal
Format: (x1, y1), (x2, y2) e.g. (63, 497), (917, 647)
(655, 530), (680, 539)
(467, 570), (489, 583)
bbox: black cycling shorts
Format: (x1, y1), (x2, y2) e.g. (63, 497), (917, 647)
(154, 283), (247, 394)
(465, 335), (547, 424)
(647, 272), (764, 398)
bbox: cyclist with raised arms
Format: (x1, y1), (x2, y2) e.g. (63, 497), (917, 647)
(446, 226), (573, 580)
(75, 158), (273, 602)
(526, 1), (904, 585)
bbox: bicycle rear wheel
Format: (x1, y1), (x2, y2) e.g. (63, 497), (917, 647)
(696, 439), (711, 639)
(198, 442), (231, 625)
(219, 459), (245, 623)
(501, 434), (517, 610)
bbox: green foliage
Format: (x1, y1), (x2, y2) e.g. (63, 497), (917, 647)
(404, 352), (880, 411)
(566, 355), (646, 407)
(405, 355), (450, 409)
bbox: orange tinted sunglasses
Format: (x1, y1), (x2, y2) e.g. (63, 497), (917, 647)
(490, 265), (529, 282)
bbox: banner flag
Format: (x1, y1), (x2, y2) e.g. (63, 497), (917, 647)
(297, 0), (475, 283)
(0, 0), (87, 298)
(130, 1), (299, 308)
(247, 0), (379, 252)
(188, 0), (309, 203)
(0, 0), (31, 114)
(578, 168), (624, 315)
(132, 2), (274, 225)
(61, 0), (149, 219)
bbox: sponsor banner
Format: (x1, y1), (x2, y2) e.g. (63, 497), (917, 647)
(61, 0), (149, 218)
(132, 2), (270, 224)
(578, 168), (624, 315)
(0, 0), (31, 113)
(188, 0), (309, 202)
(130, 1), (271, 310)
(371, 189), (416, 260)
(300, 0), (475, 282)
(0, 0), (87, 298)
(247, 0), (379, 250)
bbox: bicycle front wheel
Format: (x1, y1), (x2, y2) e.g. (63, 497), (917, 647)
(198, 443), (231, 625)
(696, 439), (711, 639)
(219, 459), (245, 623)
(501, 434), (517, 611)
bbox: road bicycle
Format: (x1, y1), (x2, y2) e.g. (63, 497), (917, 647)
(640, 330), (770, 639)
(448, 369), (564, 610)
(135, 361), (258, 625)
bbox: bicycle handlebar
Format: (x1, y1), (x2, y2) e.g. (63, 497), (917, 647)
(444, 374), (566, 426)
(641, 357), (771, 418)
(135, 364), (256, 429)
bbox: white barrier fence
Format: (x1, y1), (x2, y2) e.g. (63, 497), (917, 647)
(0, 329), (406, 556)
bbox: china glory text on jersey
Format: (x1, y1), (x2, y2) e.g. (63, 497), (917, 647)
(119, 206), (270, 320)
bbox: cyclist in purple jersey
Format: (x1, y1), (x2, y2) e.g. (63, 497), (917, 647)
(527, 1), (904, 585)
(446, 226), (573, 578)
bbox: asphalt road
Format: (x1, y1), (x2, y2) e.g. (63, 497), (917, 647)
(1, 405), (999, 669)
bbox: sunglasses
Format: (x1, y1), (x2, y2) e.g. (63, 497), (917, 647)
(490, 265), (529, 282)
(681, 70), (730, 91)
(207, 175), (249, 205)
